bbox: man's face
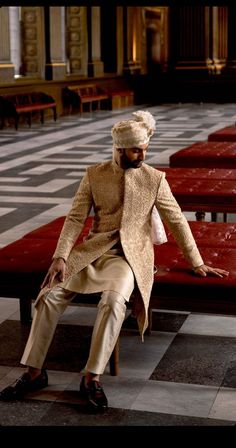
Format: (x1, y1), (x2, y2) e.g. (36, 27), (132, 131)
(116, 144), (148, 169)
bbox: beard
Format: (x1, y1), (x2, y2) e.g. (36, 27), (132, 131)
(120, 153), (143, 169)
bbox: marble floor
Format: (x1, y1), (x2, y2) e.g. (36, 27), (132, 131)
(0, 102), (236, 433)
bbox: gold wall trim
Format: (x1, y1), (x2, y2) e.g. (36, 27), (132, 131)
(0, 64), (14, 68)
(45, 63), (67, 67)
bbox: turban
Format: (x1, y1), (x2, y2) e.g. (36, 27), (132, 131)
(111, 110), (156, 148)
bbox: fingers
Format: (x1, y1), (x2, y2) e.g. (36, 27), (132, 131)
(194, 265), (229, 278)
(48, 273), (57, 289)
(197, 268), (207, 277)
(40, 273), (49, 289)
(207, 267), (229, 277)
(40, 270), (57, 289)
(40, 264), (66, 289)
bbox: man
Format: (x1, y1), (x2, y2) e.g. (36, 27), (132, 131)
(0, 110), (229, 412)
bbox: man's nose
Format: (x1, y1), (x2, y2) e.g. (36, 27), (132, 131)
(139, 150), (145, 160)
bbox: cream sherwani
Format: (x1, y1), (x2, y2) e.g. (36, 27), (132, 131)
(35, 159), (203, 338)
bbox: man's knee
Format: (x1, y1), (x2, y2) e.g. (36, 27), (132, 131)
(99, 290), (127, 312)
(34, 286), (75, 309)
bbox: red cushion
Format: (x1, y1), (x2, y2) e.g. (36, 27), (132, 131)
(156, 167), (236, 180)
(0, 238), (56, 273)
(165, 221), (236, 247)
(16, 103), (55, 113)
(0, 217), (235, 305)
(0, 217), (94, 274)
(166, 177), (236, 209)
(208, 125), (236, 142)
(169, 141), (236, 168)
(154, 244), (236, 288)
(23, 217), (65, 239)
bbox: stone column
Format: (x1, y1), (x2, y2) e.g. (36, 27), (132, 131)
(170, 5), (209, 72)
(9, 6), (21, 78)
(223, 6), (236, 72)
(87, 6), (104, 77)
(0, 7), (14, 82)
(21, 6), (45, 78)
(44, 6), (67, 80)
(66, 6), (87, 76)
(209, 6), (228, 74)
(144, 6), (170, 75)
(123, 7), (142, 74)
(116, 7), (124, 75)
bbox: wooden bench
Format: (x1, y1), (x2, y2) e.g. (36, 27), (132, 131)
(63, 84), (109, 114)
(169, 141), (236, 169)
(0, 92), (57, 130)
(0, 217), (235, 376)
(109, 89), (134, 109)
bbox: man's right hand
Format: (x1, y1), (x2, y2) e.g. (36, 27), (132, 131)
(40, 257), (66, 289)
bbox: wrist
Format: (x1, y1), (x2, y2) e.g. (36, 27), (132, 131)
(54, 257), (66, 263)
(193, 264), (204, 271)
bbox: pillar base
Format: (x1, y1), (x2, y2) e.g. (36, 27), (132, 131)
(123, 61), (141, 75)
(87, 61), (104, 78)
(45, 63), (67, 80)
(0, 64), (14, 82)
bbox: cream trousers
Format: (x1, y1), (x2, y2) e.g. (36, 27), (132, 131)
(21, 286), (133, 375)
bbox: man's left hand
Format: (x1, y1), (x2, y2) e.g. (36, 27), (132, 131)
(194, 264), (229, 278)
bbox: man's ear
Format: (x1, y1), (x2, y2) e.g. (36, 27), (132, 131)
(116, 148), (123, 154)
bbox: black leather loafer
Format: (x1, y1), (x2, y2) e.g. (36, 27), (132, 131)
(79, 376), (108, 412)
(0, 369), (48, 401)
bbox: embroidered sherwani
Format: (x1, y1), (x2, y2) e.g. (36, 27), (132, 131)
(39, 160), (203, 338)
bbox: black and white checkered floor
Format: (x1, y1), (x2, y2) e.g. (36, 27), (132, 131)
(0, 103), (236, 429)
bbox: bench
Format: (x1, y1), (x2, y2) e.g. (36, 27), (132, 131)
(208, 125), (236, 141)
(108, 89), (134, 109)
(0, 92), (57, 130)
(63, 85), (134, 114)
(169, 141), (236, 169)
(0, 217), (235, 376)
(156, 167), (236, 221)
(62, 84), (109, 114)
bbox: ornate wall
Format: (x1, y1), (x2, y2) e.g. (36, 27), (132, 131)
(0, 5), (236, 106)
(0, 7), (14, 81)
(66, 6), (87, 76)
(21, 6), (44, 78)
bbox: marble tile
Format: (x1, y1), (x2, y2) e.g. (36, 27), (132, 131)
(0, 177), (28, 183)
(118, 330), (176, 379)
(20, 164), (62, 175)
(124, 310), (188, 332)
(34, 399), (235, 427)
(99, 376), (148, 410)
(0, 298), (19, 323)
(221, 360), (236, 388)
(0, 178), (78, 193)
(209, 387), (236, 422)
(0, 204), (71, 246)
(131, 380), (218, 418)
(179, 314), (236, 337)
(0, 399), (53, 426)
(26, 370), (80, 402)
(0, 207), (16, 217)
(150, 334), (236, 386)
(0, 365), (14, 380)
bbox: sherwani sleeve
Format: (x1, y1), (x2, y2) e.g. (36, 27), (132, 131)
(155, 173), (204, 269)
(52, 171), (93, 261)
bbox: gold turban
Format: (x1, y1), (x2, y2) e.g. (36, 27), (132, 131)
(111, 110), (156, 148)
